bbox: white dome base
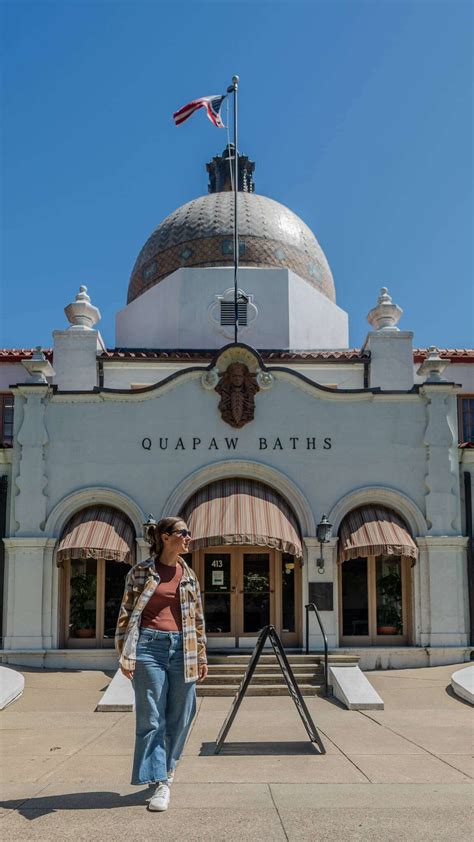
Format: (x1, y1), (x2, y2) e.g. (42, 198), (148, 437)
(116, 266), (349, 350)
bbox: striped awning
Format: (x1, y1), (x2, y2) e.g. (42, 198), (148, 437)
(57, 506), (135, 565)
(339, 505), (418, 564)
(181, 479), (303, 558)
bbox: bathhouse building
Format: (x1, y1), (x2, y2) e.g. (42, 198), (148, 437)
(1, 146), (473, 671)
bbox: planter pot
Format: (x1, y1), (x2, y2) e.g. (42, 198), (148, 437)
(377, 625), (398, 635)
(74, 628), (96, 639)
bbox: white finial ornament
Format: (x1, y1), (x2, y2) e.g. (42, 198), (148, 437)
(64, 285), (101, 330)
(22, 346), (55, 383)
(416, 346), (450, 382)
(367, 287), (403, 331)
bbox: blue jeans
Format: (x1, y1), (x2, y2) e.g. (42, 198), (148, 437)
(131, 629), (196, 785)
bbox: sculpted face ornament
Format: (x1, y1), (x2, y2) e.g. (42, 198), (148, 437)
(215, 362), (260, 428)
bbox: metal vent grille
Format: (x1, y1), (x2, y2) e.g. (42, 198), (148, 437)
(220, 301), (248, 326)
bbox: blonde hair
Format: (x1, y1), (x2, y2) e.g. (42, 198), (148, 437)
(149, 516), (184, 558)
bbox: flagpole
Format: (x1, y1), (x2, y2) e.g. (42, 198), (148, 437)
(228, 74), (239, 343)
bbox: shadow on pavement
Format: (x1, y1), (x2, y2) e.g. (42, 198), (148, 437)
(199, 740), (322, 756)
(0, 788), (153, 819)
(445, 684), (473, 706)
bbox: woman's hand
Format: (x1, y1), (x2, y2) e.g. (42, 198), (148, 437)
(197, 663), (208, 682)
(120, 665), (134, 680)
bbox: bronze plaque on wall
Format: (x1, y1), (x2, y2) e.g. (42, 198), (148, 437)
(308, 582), (333, 611)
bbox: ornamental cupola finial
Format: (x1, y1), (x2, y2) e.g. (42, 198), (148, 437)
(206, 144), (255, 194)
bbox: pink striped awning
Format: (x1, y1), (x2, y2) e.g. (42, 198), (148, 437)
(57, 506), (135, 565)
(339, 505), (418, 564)
(181, 479), (303, 558)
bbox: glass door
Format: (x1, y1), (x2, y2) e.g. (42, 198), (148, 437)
(63, 557), (128, 648)
(279, 553), (299, 647)
(196, 546), (301, 647)
(374, 555), (407, 643)
(340, 555), (409, 645)
(201, 552), (236, 638)
(340, 557), (370, 643)
(238, 552), (273, 639)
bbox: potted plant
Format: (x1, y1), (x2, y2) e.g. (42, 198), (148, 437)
(69, 570), (96, 638)
(377, 569), (402, 635)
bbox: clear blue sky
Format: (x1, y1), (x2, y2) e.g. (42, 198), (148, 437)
(1, 0), (472, 350)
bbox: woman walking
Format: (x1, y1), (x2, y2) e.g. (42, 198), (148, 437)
(116, 516), (207, 812)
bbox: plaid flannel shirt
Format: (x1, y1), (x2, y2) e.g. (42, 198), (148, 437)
(115, 556), (207, 683)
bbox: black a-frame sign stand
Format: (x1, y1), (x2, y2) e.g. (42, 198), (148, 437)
(214, 624), (325, 754)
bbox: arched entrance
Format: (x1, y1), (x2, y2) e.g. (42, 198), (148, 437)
(337, 504), (418, 645)
(56, 505), (136, 648)
(180, 478), (303, 647)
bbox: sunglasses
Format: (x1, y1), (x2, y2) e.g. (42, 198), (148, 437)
(169, 528), (192, 538)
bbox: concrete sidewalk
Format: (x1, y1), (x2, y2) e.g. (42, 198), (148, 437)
(0, 664), (472, 840)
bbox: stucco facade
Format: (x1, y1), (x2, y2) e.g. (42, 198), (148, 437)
(1, 147), (472, 670)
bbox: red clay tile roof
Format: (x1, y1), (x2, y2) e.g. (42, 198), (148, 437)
(413, 349), (474, 363)
(101, 350), (213, 360)
(263, 350), (366, 361)
(100, 348), (367, 361)
(0, 349), (53, 361)
(1, 348), (473, 363)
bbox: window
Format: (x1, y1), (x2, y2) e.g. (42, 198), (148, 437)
(459, 396), (474, 444)
(142, 260), (157, 282)
(340, 554), (410, 644)
(64, 558), (128, 647)
(0, 394), (14, 447)
(221, 239), (245, 257)
(220, 300), (248, 327)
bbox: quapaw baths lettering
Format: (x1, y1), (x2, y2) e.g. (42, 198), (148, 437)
(141, 436), (333, 451)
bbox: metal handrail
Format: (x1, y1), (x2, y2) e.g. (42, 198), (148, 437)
(305, 602), (329, 696)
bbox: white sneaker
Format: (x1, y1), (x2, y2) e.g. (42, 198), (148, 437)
(148, 782), (170, 812)
(167, 770), (175, 785)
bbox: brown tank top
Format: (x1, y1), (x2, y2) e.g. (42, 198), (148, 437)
(141, 560), (183, 631)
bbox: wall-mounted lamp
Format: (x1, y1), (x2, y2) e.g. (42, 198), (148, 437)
(144, 513), (157, 544)
(316, 514), (332, 574)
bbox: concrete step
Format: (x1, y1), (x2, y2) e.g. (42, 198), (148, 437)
(197, 683), (324, 697)
(204, 672), (322, 685)
(208, 654), (322, 664)
(207, 653), (358, 665)
(207, 663), (323, 674)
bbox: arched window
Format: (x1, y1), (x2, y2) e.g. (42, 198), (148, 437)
(57, 506), (135, 648)
(338, 505), (418, 645)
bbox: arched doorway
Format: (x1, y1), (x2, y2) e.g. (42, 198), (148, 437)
(57, 505), (135, 648)
(337, 505), (418, 645)
(180, 478), (303, 647)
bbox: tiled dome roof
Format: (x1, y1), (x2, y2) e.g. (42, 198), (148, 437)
(127, 192), (335, 304)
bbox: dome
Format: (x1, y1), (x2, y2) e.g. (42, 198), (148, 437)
(127, 191), (335, 304)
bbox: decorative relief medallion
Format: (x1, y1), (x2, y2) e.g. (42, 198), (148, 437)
(201, 368), (219, 390)
(215, 362), (260, 428)
(256, 369), (274, 390)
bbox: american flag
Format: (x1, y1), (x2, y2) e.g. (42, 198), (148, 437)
(173, 94), (226, 128)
